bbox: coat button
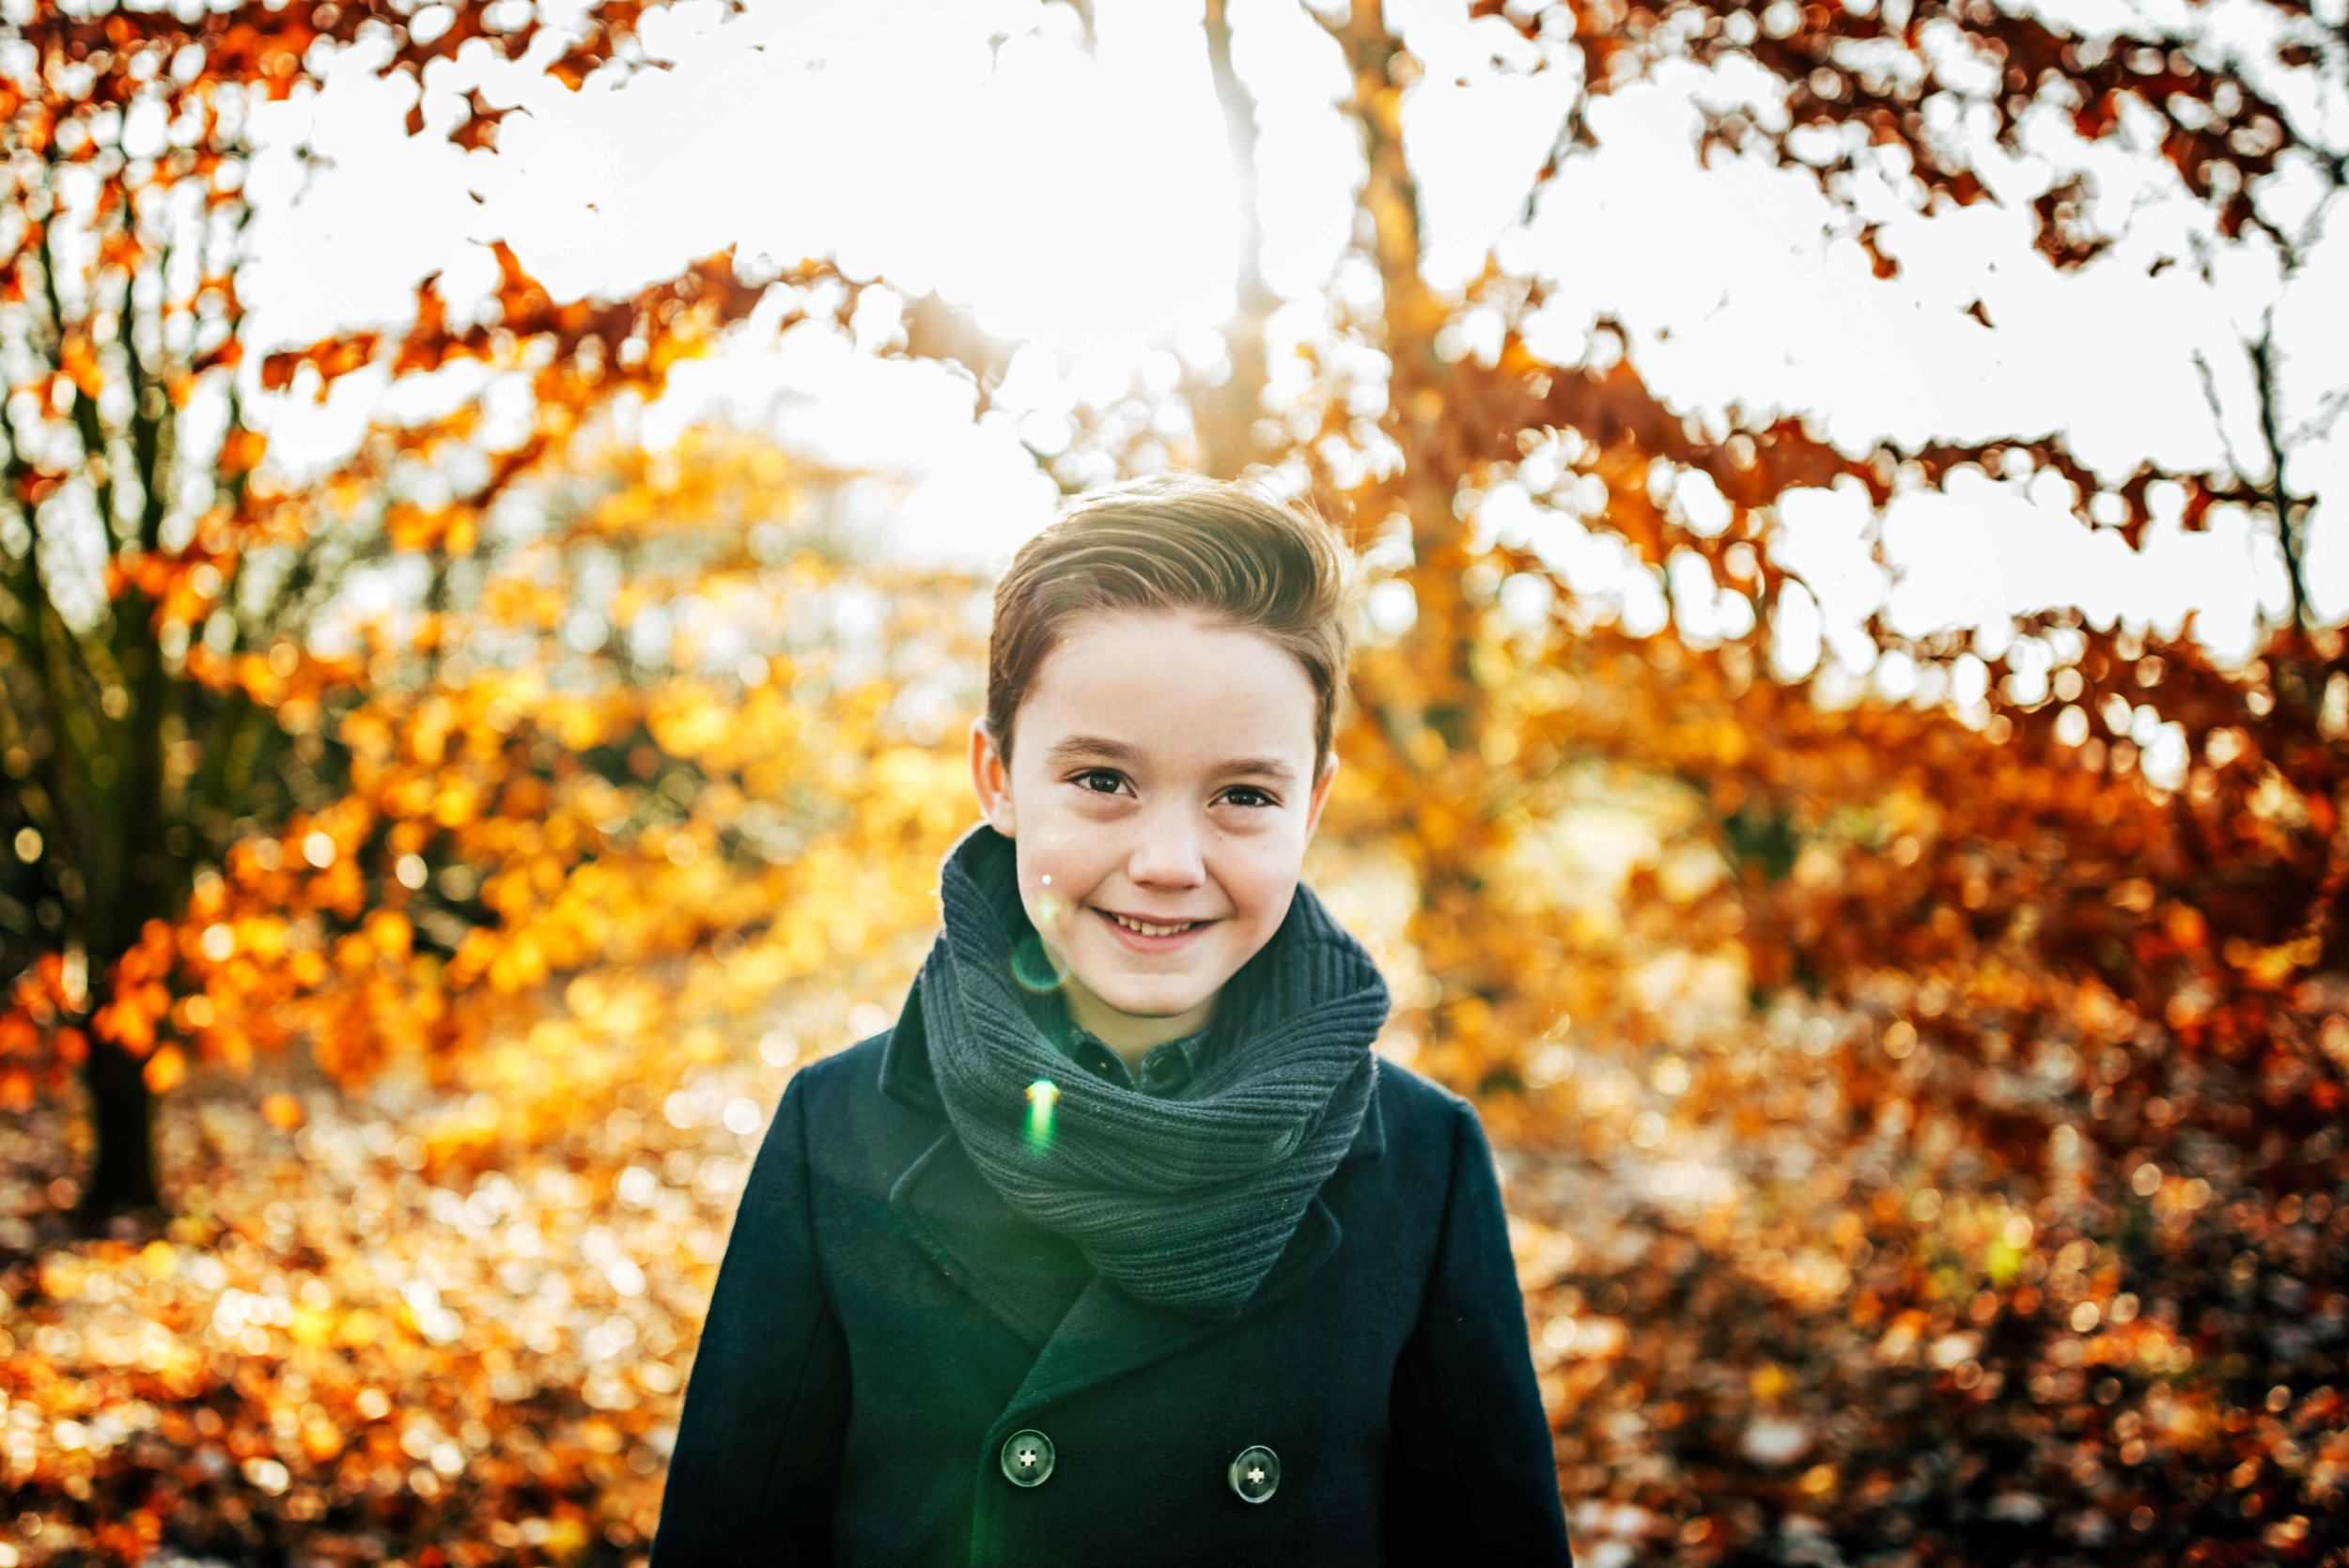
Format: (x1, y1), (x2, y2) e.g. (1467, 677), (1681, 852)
(1228, 1444), (1280, 1504)
(1001, 1429), (1055, 1487)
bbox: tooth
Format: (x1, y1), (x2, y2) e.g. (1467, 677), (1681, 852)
(1112, 913), (1193, 936)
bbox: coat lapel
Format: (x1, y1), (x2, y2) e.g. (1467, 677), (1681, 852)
(882, 992), (1093, 1349)
(888, 1129), (1094, 1349)
(1005, 1190), (1345, 1413)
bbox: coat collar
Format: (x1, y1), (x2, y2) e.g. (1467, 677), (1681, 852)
(877, 985), (946, 1115)
(879, 986), (1377, 1408)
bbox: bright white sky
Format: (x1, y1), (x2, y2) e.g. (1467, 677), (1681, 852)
(239, 0), (2349, 677)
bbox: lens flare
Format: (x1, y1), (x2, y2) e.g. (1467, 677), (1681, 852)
(1025, 1079), (1059, 1154)
(1010, 933), (1068, 993)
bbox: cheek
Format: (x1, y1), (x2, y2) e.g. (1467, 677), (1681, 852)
(1219, 848), (1300, 931)
(1013, 834), (1104, 929)
(1018, 829), (1090, 883)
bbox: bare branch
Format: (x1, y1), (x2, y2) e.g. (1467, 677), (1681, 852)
(2190, 348), (2254, 491)
(2248, 317), (2311, 632)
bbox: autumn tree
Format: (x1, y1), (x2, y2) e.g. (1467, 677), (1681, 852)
(1150, 0), (2341, 1076)
(0, 0), (833, 1227)
(208, 423), (980, 1109)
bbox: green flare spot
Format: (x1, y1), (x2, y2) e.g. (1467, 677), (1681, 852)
(1010, 933), (1068, 994)
(1025, 1078), (1059, 1154)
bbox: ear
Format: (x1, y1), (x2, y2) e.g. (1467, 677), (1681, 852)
(1302, 752), (1340, 841)
(970, 717), (1017, 835)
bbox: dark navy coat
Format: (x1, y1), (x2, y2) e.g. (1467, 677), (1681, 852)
(652, 987), (1574, 1565)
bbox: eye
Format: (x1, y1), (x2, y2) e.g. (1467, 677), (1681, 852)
(1071, 768), (1130, 796)
(1219, 785), (1278, 809)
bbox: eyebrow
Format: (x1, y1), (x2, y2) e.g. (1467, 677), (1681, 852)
(1045, 735), (1142, 767)
(1211, 756), (1299, 785)
(1044, 735), (1299, 786)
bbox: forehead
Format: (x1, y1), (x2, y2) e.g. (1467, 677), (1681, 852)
(1016, 610), (1318, 761)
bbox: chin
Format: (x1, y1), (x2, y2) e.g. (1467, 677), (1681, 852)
(1085, 976), (1219, 1022)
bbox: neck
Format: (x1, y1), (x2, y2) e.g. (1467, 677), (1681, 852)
(1065, 980), (1216, 1068)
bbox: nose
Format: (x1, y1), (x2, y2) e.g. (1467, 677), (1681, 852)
(1127, 803), (1207, 891)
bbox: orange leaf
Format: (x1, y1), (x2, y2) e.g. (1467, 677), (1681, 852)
(143, 1045), (188, 1095)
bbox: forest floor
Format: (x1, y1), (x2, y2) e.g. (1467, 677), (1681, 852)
(0, 1031), (2341, 1566)
(0, 1038), (761, 1567)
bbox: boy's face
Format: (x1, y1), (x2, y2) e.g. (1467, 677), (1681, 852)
(970, 609), (1336, 1059)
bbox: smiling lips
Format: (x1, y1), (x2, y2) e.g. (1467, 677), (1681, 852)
(1100, 908), (1213, 939)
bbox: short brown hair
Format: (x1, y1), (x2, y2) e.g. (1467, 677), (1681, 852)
(987, 474), (1356, 768)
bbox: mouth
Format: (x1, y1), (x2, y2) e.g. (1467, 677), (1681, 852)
(1097, 908), (1215, 942)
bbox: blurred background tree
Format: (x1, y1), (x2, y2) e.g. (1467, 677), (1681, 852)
(0, 0), (811, 1225)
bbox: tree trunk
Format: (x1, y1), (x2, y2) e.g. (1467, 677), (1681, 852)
(1197, 0), (1277, 482)
(79, 1034), (160, 1228)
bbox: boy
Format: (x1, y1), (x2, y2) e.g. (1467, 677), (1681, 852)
(653, 475), (1572, 1564)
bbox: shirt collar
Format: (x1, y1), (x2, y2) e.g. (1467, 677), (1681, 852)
(1054, 1018), (1210, 1099)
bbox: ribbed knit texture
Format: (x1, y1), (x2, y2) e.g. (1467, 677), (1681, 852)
(921, 827), (1390, 1319)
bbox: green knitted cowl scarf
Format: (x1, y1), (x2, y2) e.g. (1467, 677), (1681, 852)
(919, 826), (1390, 1320)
